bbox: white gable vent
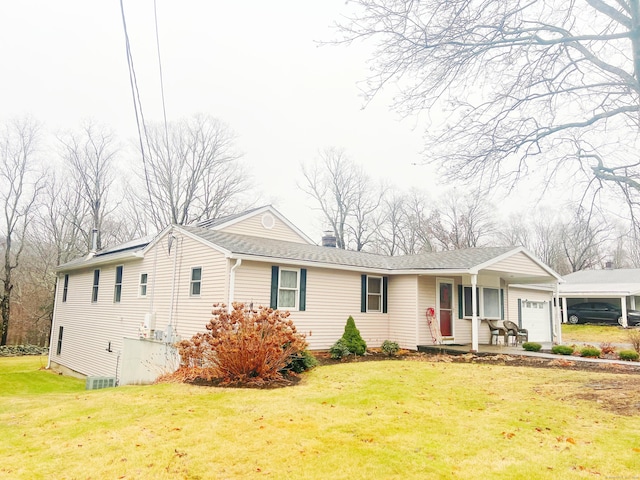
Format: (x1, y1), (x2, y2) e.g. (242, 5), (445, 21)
(85, 376), (117, 390)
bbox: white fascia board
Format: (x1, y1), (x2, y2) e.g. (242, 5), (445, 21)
(472, 246), (563, 281)
(138, 225), (174, 255)
(56, 250), (143, 273)
(509, 283), (557, 292)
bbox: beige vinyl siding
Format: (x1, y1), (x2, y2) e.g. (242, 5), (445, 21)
(417, 276), (437, 346)
(49, 231), (230, 379)
(386, 275), (418, 349)
(486, 252), (550, 277)
(219, 213), (309, 243)
(233, 261), (390, 350)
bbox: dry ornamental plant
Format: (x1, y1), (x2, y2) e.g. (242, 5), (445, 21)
(175, 303), (308, 386)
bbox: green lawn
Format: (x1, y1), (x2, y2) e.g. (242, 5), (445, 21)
(2, 356), (640, 479)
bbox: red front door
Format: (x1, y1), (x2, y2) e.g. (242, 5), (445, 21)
(439, 281), (453, 337)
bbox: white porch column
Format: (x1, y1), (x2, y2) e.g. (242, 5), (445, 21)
(631, 296), (637, 310)
(471, 273), (478, 352)
(621, 296), (628, 328)
(562, 297), (568, 326)
(555, 283), (562, 344)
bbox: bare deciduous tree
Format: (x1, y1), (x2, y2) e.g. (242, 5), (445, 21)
(429, 191), (496, 250)
(140, 114), (247, 229)
(0, 118), (44, 345)
(338, 1), (640, 213)
(560, 205), (609, 273)
(301, 147), (382, 250)
(58, 121), (118, 251)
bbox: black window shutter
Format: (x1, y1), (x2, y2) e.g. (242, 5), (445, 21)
(299, 268), (307, 311)
(382, 277), (388, 313)
(458, 284), (463, 319)
(500, 289), (505, 320)
(270, 266), (279, 309)
(361, 275), (367, 313)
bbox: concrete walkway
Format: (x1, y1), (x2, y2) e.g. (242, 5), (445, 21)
(417, 342), (640, 369)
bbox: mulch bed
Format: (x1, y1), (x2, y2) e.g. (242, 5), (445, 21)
(313, 349), (640, 374)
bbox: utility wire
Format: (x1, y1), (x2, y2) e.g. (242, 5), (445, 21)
(119, 0), (160, 227)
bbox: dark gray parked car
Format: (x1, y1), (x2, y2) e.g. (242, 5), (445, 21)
(566, 302), (640, 325)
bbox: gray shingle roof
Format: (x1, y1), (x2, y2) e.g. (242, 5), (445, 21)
(563, 269), (640, 284)
(182, 226), (517, 271)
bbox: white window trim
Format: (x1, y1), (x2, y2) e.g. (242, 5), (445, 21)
(113, 265), (124, 304)
(62, 274), (69, 303)
(139, 273), (148, 298)
(462, 285), (501, 320)
(190, 267), (202, 297)
(91, 269), (100, 303)
(278, 268), (300, 310)
(367, 276), (383, 313)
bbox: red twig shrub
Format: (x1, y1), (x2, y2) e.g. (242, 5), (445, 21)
(175, 303), (307, 386)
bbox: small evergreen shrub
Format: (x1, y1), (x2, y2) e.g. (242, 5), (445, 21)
(619, 350), (640, 361)
(580, 346), (601, 358)
(284, 350), (318, 373)
(522, 342), (542, 352)
(381, 340), (400, 356)
(340, 316), (367, 355)
(551, 345), (574, 355)
(329, 339), (351, 359)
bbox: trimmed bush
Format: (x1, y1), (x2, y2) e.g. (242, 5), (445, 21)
(580, 346), (601, 358)
(340, 316), (367, 355)
(551, 345), (574, 355)
(284, 350), (318, 373)
(619, 350), (640, 361)
(381, 340), (400, 356)
(522, 342), (542, 352)
(174, 303), (308, 385)
(329, 339), (351, 359)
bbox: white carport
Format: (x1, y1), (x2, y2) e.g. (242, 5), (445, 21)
(559, 269), (640, 328)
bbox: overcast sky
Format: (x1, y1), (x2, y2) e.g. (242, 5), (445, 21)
(0, 1), (567, 240)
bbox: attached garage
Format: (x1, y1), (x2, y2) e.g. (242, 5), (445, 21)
(519, 299), (552, 342)
(507, 286), (555, 343)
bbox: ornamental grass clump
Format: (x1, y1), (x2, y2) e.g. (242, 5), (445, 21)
(627, 328), (640, 354)
(522, 342), (542, 352)
(619, 350), (640, 361)
(580, 346), (601, 358)
(174, 303), (308, 386)
(551, 345), (574, 356)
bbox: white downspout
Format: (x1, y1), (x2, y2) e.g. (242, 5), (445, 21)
(471, 273), (478, 353)
(168, 232), (179, 338)
(228, 258), (242, 313)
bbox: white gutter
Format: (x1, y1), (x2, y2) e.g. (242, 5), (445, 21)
(56, 250), (144, 273)
(228, 258), (242, 312)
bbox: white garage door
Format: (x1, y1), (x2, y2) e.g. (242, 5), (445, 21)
(520, 300), (551, 342)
